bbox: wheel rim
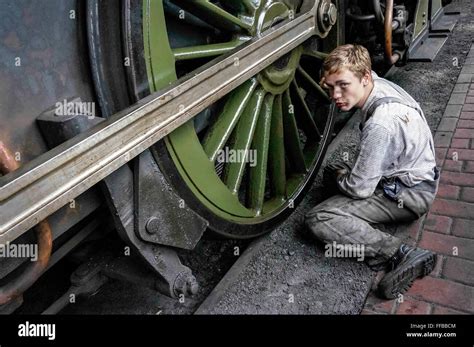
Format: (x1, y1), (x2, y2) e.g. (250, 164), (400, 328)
(141, 0), (340, 237)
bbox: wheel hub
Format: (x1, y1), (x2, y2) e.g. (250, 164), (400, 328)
(256, 1), (302, 94)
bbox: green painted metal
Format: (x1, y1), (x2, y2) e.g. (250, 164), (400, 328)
(224, 87), (266, 194)
(172, 0), (252, 32)
(166, 122), (255, 217)
(258, 46), (303, 94)
(282, 88), (306, 173)
(268, 94), (286, 199)
(302, 49), (329, 60)
(291, 80), (321, 139)
(203, 78), (258, 162)
(297, 66), (330, 102)
(142, 0), (335, 224)
(143, 0), (177, 91)
(258, 1), (289, 33)
(172, 40), (242, 61)
(249, 93), (274, 214)
(430, 0), (443, 21)
(413, 0), (430, 41)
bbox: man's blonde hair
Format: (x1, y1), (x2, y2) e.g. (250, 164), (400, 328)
(321, 44), (372, 81)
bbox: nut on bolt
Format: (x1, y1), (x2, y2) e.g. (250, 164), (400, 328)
(323, 3), (337, 26)
(174, 272), (199, 297)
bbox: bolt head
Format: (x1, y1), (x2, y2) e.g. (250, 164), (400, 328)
(145, 217), (159, 234)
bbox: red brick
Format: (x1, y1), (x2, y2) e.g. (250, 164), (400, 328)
(439, 171), (474, 186)
(460, 187), (474, 202)
(466, 96), (474, 104)
(468, 90), (474, 97)
(432, 305), (467, 314)
(395, 298), (431, 314)
(431, 199), (474, 220)
(463, 104), (474, 111)
(443, 257), (474, 286)
(458, 119), (474, 128)
(452, 219), (474, 239)
(450, 138), (470, 148)
(424, 214), (452, 234)
(464, 161), (474, 172)
(454, 128), (474, 138)
(419, 230), (474, 260)
(442, 159), (463, 172)
(406, 277), (474, 313)
(460, 111), (474, 119)
(363, 294), (395, 314)
(406, 219), (424, 245)
(432, 255), (444, 277)
(436, 184), (460, 199)
(447, 148), (474, 161)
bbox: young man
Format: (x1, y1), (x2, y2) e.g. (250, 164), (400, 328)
(305, 44), (439, 299)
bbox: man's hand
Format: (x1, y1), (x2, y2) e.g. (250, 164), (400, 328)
(322, 162), (352, 197)
(324, 162), (351, 180)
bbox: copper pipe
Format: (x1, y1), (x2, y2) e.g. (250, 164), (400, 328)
(0, 141), (20, 173)
(384, 0), (400, 65)
(0, 141), (53, 305)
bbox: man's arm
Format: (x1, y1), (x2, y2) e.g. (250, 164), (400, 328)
(337, 123), (392, 199)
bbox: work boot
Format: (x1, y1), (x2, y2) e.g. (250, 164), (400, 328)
(377, 244), (437, 299)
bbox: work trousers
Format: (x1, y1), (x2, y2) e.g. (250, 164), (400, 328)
(305, 177), (438, 268)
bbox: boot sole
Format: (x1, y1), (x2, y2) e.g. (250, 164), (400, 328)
(378, 251), (437, 299)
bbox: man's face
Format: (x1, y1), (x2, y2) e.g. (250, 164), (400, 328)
(323, 68), (369, 111)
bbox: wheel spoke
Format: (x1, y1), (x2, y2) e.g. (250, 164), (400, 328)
(248, 94), (274, 215)
(291, 80), (321, 140)
(170, 0), (252, 32)
(173, 40), (242, 61)
(302, 49), (328, 60)
(220, 0), (257, 13)
(223, 87), (265, 194)
(268, 94), (286, 198)
(297, 66), (330, 102)
(282, 89), (306, 173)
(203, 78), (258, 162)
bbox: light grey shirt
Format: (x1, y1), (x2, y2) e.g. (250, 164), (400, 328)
(337, 71), (437, 199)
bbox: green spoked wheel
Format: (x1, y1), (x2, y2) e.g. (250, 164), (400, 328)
(127, 0), (343, 238)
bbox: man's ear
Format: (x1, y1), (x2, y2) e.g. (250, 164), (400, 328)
(362, 71), (371, 86)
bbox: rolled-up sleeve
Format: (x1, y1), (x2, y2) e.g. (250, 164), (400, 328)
(337, 123), (392, 199)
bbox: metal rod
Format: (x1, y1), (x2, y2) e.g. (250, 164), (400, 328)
(384, 0), (400, 65)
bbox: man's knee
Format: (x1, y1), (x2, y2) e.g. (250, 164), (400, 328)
(304, 206), (338, 239)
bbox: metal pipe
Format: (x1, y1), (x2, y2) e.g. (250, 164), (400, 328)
(371, 0), (399, 30)
(384, 0), (400, 65)
(345, 8), (375, 21)
(372, 0), (384, 24)
(0, 141), (53, 306)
